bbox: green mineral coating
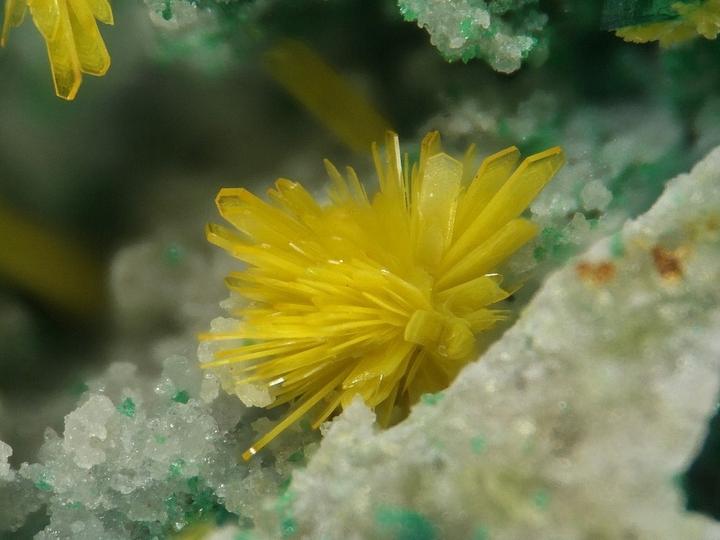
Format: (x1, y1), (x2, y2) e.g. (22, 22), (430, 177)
(281, 516), (298, 537)
(279, 476), (292, 494)
(280, 490), (295, 508)
(421, 392), (444, 405)
(192, 487), (217, 515)
(155, 435), (167, 444)
(602, 0), (683, 29)
(533, 226), (574, 263)
(68, 381), (88, 396)
(166, 476), (240, 531)
(398, 4), (417, 22)
(274, 487), (297, 537)
(34, 479), (52, 492)
(187, 476), (200, 493)
(533, 245), (547, 262)
(164, 243), (185, 266)
(532, 488), (551, 510)
(172, 390), (190, 404)
(376, 507), (438, 540)
(164, 491), (193, 530)
(471, 435), (487, 455)
(117, 397), (136, 418)
(169, 459), (185, 479)
(161, 0), (173, 21)
(610, 232), (625, 258)
(459, 18), (473, 39)
(663, 39), (720, 116)
(214, 506), (236, 526)
(164, 493), (179, 515)
(473, 525), (490, 540)
(287, 449), (305, 464)
(496, 118), (511, 140)
(460, 47), (477, 63)
(610, 151), (687, 218)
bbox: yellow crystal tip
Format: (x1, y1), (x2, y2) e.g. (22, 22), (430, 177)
(1, 0), (114, 100)
(202, 132), (564, 458)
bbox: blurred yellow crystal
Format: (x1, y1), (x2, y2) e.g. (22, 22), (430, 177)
(200, 132), (564, 460)
(0, 199), (104, 315)
(616, 0), (720, 46)
(264, 39), (392, 154)
(1, 0), (114, 100)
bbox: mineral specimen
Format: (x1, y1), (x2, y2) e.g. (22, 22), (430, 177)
(201, 132), (564, 460)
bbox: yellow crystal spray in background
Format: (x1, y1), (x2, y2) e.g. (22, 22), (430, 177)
(1, 0), (113, 100)
(264, 39), (392, 154)
(200, 132), (564, 460)
(616, 0), (720, 46)
(0, 199), (104, 315)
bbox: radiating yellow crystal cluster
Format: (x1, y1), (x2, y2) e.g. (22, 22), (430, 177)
(616, 0), (720, 46)
(1, 0), (113, 100)
(201, 132), (564, 460)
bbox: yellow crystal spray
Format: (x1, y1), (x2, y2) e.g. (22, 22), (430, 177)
(200, 132), (564, 460)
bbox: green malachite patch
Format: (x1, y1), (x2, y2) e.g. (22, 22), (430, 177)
(376, 507), (438, 540)
(117, 397), (136, 418)
(34, 479), (53, 492)
(532, 488), (551, 510)
(164, 243), (185, 266)
(471, 435), (487, 455)
(420, 392), (444, 406)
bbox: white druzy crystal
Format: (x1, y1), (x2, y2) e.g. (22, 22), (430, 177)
(63, 395), (117, 469)
(0, 441), (13, 482)
(580, 179), (612, 212)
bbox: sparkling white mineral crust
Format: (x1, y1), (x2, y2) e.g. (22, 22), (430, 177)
(63, 395), (117, 469)
(398, 0), (547, 72)
(0, 441), (13, 482)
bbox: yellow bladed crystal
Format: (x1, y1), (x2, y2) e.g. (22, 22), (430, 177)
(1, 0), (113, 100)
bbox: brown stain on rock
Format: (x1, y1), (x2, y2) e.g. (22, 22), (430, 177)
(576, 261), (616, 285)
(651, 246), (683, 280)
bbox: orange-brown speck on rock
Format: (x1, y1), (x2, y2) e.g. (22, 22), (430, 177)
(651, 246), (683, 280)
(576, 261), (616, 285)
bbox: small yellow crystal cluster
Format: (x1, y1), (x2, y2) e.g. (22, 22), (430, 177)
(201, 132), (564, 460)
(616, 0), (720, 46)
(1, 0), (113, 100)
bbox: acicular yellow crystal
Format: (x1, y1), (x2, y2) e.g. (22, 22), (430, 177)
(1, 0), (114, 100)
(200, 132), (564, 460)
(616, 0), (720, 46)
